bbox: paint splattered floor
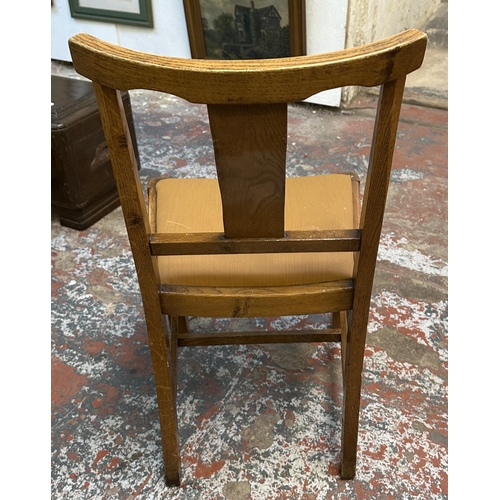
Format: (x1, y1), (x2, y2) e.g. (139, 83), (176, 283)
(51, 29), (448, 496)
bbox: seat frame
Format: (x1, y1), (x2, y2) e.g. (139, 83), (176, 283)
(69, 30), (427, 486)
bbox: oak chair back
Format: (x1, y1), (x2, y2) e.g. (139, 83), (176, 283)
(69, 30), (427, 486)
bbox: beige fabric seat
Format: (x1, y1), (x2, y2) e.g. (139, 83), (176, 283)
(152, 173), (359, 287)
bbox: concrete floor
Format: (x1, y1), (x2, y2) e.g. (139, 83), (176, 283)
(51, 5), (448, 499)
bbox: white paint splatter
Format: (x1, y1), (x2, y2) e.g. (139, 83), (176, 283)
(391, 167), (426, 183)
(378, 233), (448, 276)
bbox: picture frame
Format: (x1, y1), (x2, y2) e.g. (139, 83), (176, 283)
(183, 0), (305, 59)
(68, 0), (154, 28)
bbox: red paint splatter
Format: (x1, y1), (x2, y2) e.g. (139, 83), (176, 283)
(83, 336), (153, 376)
(87, 267), (112, 286)
(92, 397), (104, 408)
(284, 409), (295, 424)
(364, 443), (387, 460)
(193, 460), (225, 479)
(328, 462), (339, 475)
(93, 449), (109, 466)
(106, 457), (120, 470)
(51, 281), (64, 296)
(83, 340), (109, 356)
(196, 403), (221, 423)
(131, 472), (152, 497)
(89, 383), (121, 415)
(51, 357), (88, 408)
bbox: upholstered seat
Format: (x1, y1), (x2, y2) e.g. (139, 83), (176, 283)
(151, 173), (359, 287)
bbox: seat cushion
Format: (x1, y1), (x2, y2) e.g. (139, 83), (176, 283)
(153, 174), (357, 287)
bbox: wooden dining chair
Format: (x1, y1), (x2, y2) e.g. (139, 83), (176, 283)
(69, 29), (427, 486)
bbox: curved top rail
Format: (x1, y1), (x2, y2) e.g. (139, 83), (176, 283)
(69, 29), (427, 104)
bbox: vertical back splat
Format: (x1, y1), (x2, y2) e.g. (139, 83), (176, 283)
(207, 103), (288, 239)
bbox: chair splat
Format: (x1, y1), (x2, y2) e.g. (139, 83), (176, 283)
(208, 103), (288, 238)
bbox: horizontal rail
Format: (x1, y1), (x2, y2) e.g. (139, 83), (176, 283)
(69, 30), (427, 104)
(176, 329), (342, 347)
(150, 229), (361, 255)
(177, 328), (341, 347)
(159, 280), (354, 317)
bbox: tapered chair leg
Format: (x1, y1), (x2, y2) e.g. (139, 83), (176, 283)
(145, 314), (181, 486)
(151, 353), (181, 485)
(163, 316), (188, 484)
(339, 312), (366, 479)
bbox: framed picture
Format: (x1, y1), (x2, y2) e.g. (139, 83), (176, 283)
(183, 0), (305, 59)
(68, 0), (154, 28)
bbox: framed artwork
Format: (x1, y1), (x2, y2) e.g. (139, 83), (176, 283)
(68, 0), (154, 28)
(183, 0), (306, 59)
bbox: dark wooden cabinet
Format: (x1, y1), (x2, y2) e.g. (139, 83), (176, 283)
(51, 75), (140, 230)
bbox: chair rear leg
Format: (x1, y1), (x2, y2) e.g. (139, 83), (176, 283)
(339, 311), (366, 479)
(146, 315), (181, 485)
(334, 311), (348, 379)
